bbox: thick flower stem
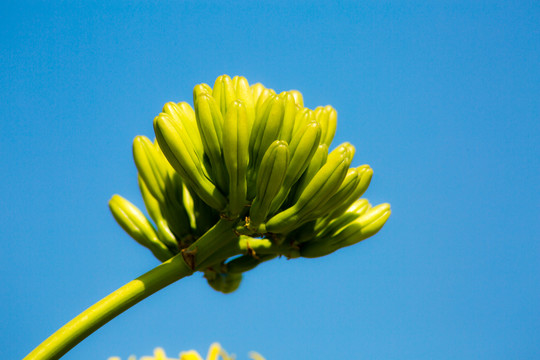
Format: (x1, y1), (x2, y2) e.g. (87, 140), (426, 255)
(24, 219), (241, 360)
(24, 254), (194, 360)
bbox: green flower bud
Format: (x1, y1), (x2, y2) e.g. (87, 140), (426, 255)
(205, 271), (242, 294)
(314, 105), (337, 147)
(154, 113), (227, 211)
(108, 195), (174, 262)
(222, 100), (250, 218)
(232, 76), (256, 135)
(212, 74), (236, 116)
(249, 140), (289, 230)
(288, 89), (304, 108)
(300, 203), (391, 258)
(193, 92), (229, 193)
(265, 143), (353, 233)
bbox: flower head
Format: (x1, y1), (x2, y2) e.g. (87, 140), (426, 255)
(109, 75), (390, 292)
(107, 343), (264, 360)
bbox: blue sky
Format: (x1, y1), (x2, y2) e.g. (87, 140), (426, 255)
(1, 1), (539, 359)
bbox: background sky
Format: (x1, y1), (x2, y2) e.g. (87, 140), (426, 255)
(1, 1), (539, 359)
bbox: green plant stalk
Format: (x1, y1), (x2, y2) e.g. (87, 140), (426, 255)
(23, 254), (193, 360)
(24, 220), (240, 360)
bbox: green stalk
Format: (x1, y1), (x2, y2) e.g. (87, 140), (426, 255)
(24, 253), (194, 360)
(24, 219), (241, 360)
(185, 218), (240, 270)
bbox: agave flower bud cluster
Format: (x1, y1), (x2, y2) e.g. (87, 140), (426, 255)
(109, 75), (390, 293)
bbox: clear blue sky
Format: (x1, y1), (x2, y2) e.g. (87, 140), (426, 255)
(1, 1), (539, 359)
